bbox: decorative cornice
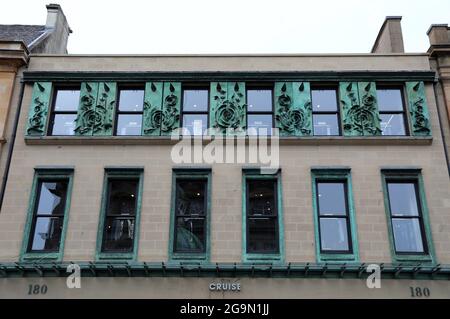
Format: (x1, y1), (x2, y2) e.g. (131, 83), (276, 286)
(22, 71), (437, 83)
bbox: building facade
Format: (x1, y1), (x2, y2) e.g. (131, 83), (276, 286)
(0, 17), (449, 299)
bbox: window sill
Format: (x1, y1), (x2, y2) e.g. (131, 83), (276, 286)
(21, 252), (60, 262)
(24, 135), (433, 146)
(318, 253), (359, 263)
(169, 253), (208, 263)
(393, 254), (435, 265)
(243, 253), (284, 264)
(96, 252), (135, 262)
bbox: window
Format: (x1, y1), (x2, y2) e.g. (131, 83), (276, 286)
(311, 88), (340, 136)
(49, 87), (80, 135)
(169, 169), (211, 262)
(181, 87), (209, 136)
(376, 87), (407, 136)
(311, 168), (359, 262)
(381, 169), (436, 263)
(96, 168), (143, 260)
(247, 87), (273, 135)
(115, 86), (145, 136)
(242, 169), (284, 262)
(21, 168), (73, 261)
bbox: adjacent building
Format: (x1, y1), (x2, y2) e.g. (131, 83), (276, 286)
(0, 14), (449, 299)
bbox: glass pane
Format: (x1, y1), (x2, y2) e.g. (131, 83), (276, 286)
(176, 180), (206, 216)
(30, 217), (63, 251)
(317, 182), (347, 216)
(380, 114), (406, 136)
(107, 180), (138, 216)
(392, 218), (424, 253)
(387, 183), (419, 216)
(54, 90), (80, 111)
(247, 90), (273, 112)
(36, 181), (68, 215)
(51, 114), (76, 136)
(116, 114), (142, 136)
(247, 218), (278, 253)
(377, 89), (403, 111)
(102, 218), (135, 252)
(319, 218), (350, 251)
(248, 180), (276, 216)
(247, 114), (273, 136)
(313, 114), (339, 136)
(118, 90), (144, 111)
(312, 89), (338, 112)
(174, 217), (205, 252)
(183, 90), (208, 112)
(182, 114), (208, 136)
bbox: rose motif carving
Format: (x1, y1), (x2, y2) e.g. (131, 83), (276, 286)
(411, 98), (430, 134)
(343, 92), (381, 135)
(144, 105), (162, 134)
(27, 97), (46, 134)
(214, 100), (244, 129)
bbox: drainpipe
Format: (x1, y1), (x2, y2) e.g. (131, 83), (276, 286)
(433, 80), (450, 177)
(0, 79), (25, 211)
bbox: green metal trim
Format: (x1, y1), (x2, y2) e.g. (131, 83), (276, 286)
(405, 81), (432, 136)
(380, 169), (437, 265)
(20, 168), (74, 262)
(311, 168), (360, 263)
(2, 261), (449, 280)
(168, 169), (212, 264)
(142, 82), (163, 136)
(25, 82), (52, 136)
(242, 169), (285, 264)
(95, 168), (144, 262)
(22, 71), (437, 83)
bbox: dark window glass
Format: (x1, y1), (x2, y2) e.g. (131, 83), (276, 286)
(174, 179), (207, 253)
(28, 180), (68, 252)
(313, 114), (340, 136)
(181, 87), (209, 136)
(247, 114), (273, 135)
(247, 179), (279, 254)
(316, 181), (351, 253)
(247, 90), (273, 112)
(387, 181), (426, 253)
(116, 87), (144, 136)
(102, 179), (138, 252)
(183, 90), (208, 112)
(377, 88), (407, 136)
(116, 114), (142, 136)
(50, 88), (80, 136)
(311, 88), (340, 136)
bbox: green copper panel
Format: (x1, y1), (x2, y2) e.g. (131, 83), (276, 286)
(209, 82), (246, 134)
(406, 81), (432, 136)
(160, 82), (181, 136)
(339, 82), (362, 136)
(357, 82), (382, 136)
(93, 82), (116, 136)
(74, 82), (99, 136)
(274, 82), (312, 136)
(26, 82), (52, 136)
(142, 82), (163, 136)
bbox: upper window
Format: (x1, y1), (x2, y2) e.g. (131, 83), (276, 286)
(115, 87), (145, 136)
(311, 88), (340, 136)
(181, 87), (209, 136)
(376, 88), (407, 136)
(49, 87), (80, 136)
(247, 88), (273, 135)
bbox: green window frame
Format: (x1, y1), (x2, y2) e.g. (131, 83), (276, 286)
(311, 168), (359, 263)
(242, 168), (285, 264)
(20, 167), (74, 262)
(381, 168), (436, 264)
(95, 167), (143, 261)
(168, 168), (211, 263)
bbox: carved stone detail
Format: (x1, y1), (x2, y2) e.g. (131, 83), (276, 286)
(160, 82), (181, 135)
(143, 82), (163, 136)
(74, 82), (99, 136)
(93, 82), (116, 136)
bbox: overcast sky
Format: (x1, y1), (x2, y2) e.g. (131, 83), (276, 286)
(1, 0), (449, 54)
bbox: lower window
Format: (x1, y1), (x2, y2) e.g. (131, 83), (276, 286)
(96, 168), (143, 260)
(21, 168), (74, 261)
(382, 169), (435, 263)
(242, 169), (284, 263)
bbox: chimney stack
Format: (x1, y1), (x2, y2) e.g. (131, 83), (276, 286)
(371, 16), (405, 53)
